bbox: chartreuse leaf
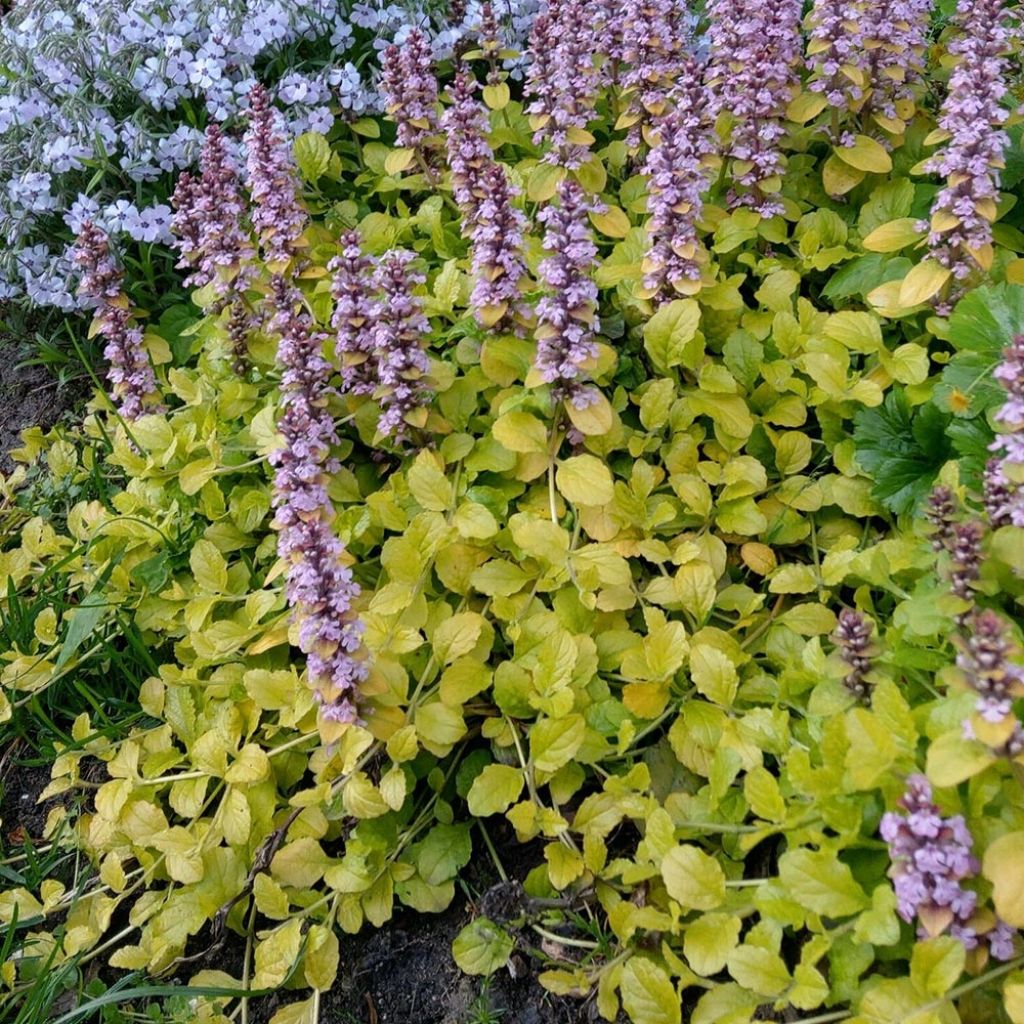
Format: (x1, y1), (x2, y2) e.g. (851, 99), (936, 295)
(620, 957), (681, 1024)
(466, 764), (524, 816)
(909, 937), (965, 997)
(778, 849), (868, 917)
(983, 832), (1024, 927)
(661, 846), (726, 911)
(644, 299), (702, 373)
(452, 918), (514, 975)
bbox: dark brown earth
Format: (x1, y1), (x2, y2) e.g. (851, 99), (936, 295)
(0, 348), (83, 474)
(247, 828), (607, 1024)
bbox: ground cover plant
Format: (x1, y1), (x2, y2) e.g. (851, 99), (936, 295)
(2, 0), (1024, 1022)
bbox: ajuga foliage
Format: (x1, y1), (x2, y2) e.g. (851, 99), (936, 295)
(3, 2), (1024, 1024)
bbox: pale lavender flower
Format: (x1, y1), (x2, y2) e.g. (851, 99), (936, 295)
(73, 221), (159, 421)
(329, 229), (378, 395)
(245, 83), (306, 265)
(880, 775), (979, 939)
(535, 179), (603, 408)
(380, 28), (440, 153)
(990, 336), (1024, 529)
(926, 0), (1011, 279)
(706, 0), (802, 217)
(470, 162), (529, 331)
(372, 250), (431, 439)
(642, 59), (714, 298)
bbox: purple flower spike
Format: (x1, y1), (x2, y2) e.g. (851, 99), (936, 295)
(442, 66), (494, 223)
(73, 222), (159, 422)
(270, 281), (366, 726)
(808, 0), (866, 110)
(380, 28), (440, 154)
(956, 609), (1024, 728)
(706, 0), (802, 217)
(861, 0), (934, 122)
(621, 0), (691, 126)
(926, 0), (1012, 280)
(834, 608), (875, 701)
(988, 335), (1024, 527)
(469, 162), (530, 332)
(330, 230), (378, 397)
(535, 179), (603, 408)
(244, 84), (307, 266)
(642, 58), (714, 298)
(881, 775), (978, 937)
(372, 250), (432, 440)
(170, 124), (254, 295)
(525, 0), (601, 169)
(882, 774), (1018, 957)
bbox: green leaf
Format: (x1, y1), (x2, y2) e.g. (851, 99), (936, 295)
(778, 848), (868, 917)
(452, 918), (514, 976)
(55, 591), (108, 671)
(415, 824), (472, 885)
(853, 390), (953, 515)
(620, 957), (682, 1024)
(983, 832), (1024, 927)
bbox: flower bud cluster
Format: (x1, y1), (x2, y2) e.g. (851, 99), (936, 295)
(73, 222), (159, 421)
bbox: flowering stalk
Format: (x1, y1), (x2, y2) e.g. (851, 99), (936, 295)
(640, 59), (714, 299)
(620, 0), (690, 133)
(807, 0), (865, 112)
(441, 66), (493, 223)
(956, 609), (1024, 734)
(73, 221), (159, 421)
(881, 775), (1015, 958)
(248, 94), (366, 729)
(525, 0), (601, 169)
(535, 179), (603, 408)
(834, 608), (875, 701)
(925, 484), (959, 552)
(171, 124), (256, 373)
(380, 28), (441, 163)
(706, 0), (803, 217)
(372, 250), (432, 440)
(440, 67), (528, 332)
(330, 230), (378, 396)
(170, 124), (253, 294)
(859, 0), (934, 124)
(925, 0), (1011, 280)
(949, 521), (984, 604)
(270, 282), (366, 729)
(985, 337), (1024, 530)
(470, 162), (530, 332)
(245, 84), (306, 268)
